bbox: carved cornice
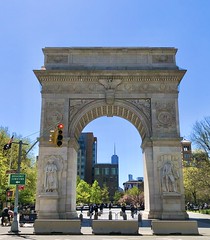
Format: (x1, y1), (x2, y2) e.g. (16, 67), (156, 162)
(34, 70), (186, 85)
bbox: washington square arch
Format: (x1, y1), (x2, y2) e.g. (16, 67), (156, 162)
(34, 47), (188, 220)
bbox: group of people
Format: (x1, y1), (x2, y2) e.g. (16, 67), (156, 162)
(83, 202), (139, 219)
(1, 206), (14, 226)
(88, 203), (105, 217)
(121, 204), (137, 218)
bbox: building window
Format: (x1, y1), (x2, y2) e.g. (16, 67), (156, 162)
(184, 153), (191, 159)
(102, 168), (109, 175)
(95, 168), (100, 175)
(111, 168), (116, 175)
(183, 146), (190, 151)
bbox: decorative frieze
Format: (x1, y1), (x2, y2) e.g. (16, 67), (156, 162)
(152, 55), (174, 63)
(46, 55), (68, 64)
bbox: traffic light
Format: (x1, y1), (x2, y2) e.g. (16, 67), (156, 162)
(3, 136), (14, 150)
(56, 123), (64, 147)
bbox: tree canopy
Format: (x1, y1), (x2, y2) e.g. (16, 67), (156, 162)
(0, 128), (37, 208)
(190, 116), (210, 157)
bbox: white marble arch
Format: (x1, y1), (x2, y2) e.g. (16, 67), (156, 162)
(34, 47), (188, 220)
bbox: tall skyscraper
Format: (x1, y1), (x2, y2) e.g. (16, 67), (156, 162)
(77, 132), (97, 184)
(111, 144), (119, 165)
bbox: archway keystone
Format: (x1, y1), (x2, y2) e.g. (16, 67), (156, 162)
(34, 47), (188, 220)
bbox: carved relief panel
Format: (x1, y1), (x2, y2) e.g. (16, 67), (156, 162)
(157, 154), (181, 194)
(40, 155), (65, 194)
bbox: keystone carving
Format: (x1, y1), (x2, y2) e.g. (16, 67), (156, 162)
(99, 78), (122, 105)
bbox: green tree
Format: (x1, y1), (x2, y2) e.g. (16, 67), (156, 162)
(183, 165), (200, 204)
(76, 179), (91, 204)
(0, 128), (37, 206)
(90, 180), (101, 204)
(183, 156), (210, 204)
(101, 184), (110, 204)
(113, 190), (124, 205)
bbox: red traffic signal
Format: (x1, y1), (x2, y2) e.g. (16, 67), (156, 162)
(57, 123), (64, 147)
(57, 123), (64, 129)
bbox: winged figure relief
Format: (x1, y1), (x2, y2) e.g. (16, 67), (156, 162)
(98, 79), (122, 90)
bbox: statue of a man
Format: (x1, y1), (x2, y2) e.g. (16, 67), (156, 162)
(44, 157), (58, 192)
(161, 161), (179, 192)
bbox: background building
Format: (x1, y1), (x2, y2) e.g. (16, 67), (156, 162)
(94, 147), (119, 200)
(77, 132), (97, 184)
(128, 174), (133, 181)
(123, 175), (144, 192)
(111, 145), (119, 165)
(94, 163), (118, 201)
(181, 139), (192, 166)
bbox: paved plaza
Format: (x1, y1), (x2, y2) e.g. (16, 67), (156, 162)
(0, 210), (210, 239)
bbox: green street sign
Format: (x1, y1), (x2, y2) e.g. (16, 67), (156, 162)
(9, 174), (26, 185)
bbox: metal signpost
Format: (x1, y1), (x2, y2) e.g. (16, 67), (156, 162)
(9, 140), (28, 234)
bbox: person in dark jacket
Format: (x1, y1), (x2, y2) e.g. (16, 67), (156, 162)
(121, 204), (126, 213)
(1, 207), (10, 226)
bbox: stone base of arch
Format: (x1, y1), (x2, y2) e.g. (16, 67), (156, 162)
(38, 193), (59, 219)
(142, 192), (189, 219)
(142, 210), (188, 220)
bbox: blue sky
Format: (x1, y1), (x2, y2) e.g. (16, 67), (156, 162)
(1, 0), (210, 187)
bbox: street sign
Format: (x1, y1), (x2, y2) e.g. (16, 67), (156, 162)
(6, 169), (17, 174)
(9, 173), (26, 185)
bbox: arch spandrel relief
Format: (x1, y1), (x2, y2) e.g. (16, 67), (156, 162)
(126, 99), (151, 122)
(44, 102), (64, 129)
(154, 101), (178, 137)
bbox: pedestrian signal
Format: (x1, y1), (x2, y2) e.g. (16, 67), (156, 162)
(49, 130), (56, 144)
(57, 124), (64, 147)
(6, 190), (13, 198)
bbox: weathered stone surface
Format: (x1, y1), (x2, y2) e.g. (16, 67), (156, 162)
(34, 47), (187, 220)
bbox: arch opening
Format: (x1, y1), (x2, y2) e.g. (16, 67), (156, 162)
(81, 116), (143, 188)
